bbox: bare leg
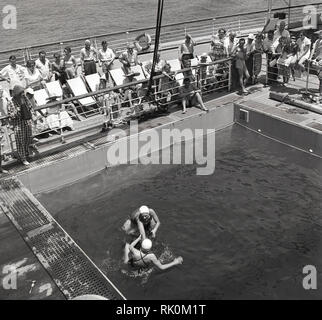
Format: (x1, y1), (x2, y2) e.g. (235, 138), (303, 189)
(182, 99), (187, 114)
(195, 92), (208, 112)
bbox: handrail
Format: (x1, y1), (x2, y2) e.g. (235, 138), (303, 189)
(0, 2), (321, 55)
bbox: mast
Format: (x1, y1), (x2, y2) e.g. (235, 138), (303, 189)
(146, 0), (165, 97)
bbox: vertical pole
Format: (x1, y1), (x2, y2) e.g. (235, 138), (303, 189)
(228, 59), (232, 92)
(288, 0), (291, 29)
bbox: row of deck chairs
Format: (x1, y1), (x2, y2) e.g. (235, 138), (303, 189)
(32, 55), (216, 119)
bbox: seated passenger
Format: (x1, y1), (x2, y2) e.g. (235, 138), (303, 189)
(122, 206), (161, 240)
(45, 95), (74, 131)
(144, 53), (166, 76)
(179, 77), (208, 114)
(25, 60), (45, 90)
(158, 63), (180, 107)
(122, 72), (142, 110)
(119, 43), (142, 75)
(63, 47), (77, 80)
(124, 236), (183, 271)
(296, 31), (311, 73)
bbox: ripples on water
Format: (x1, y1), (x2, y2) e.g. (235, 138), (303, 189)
(1, 0), (318, 50)
(37, 125), (322, 300)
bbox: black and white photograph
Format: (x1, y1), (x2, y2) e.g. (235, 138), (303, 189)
(0, 0), (322, 305)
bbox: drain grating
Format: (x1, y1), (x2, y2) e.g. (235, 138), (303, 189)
(0, 177), (125, 300)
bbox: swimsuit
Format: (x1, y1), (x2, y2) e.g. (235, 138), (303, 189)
(129, 251), (150, 269)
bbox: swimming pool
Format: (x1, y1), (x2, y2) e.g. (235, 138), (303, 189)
(37, 125), (322, 300)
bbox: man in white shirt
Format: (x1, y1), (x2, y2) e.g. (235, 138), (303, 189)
(80, 39), (98, 76)
(224, 31), (238, 57)
(273, 21), (290, 48)
(0, 56), (26, 94)
(296, 31), (311, 71)
(35, 51), (53, 82)
(98, 41), (116, 80)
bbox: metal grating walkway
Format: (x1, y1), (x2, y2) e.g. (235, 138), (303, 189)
(0, 177), (126, 300)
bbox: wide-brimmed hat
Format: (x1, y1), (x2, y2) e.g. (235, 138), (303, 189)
(315, 30), (322, 35)
(12, 85), (25, 97)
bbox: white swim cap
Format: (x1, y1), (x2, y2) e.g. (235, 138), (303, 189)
(141, 239), (152, 252)
(140, 206), (149, 214)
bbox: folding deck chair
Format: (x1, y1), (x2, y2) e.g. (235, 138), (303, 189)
(168, 59), (185, 86)
(85, 73), (101, 92)
(67, 77), (98, 116)
(109, 68), (126, 87)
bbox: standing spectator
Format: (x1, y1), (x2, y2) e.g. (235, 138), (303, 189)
(224, 31), (238, 57)
(296, 31), (311, 73)
(310, 31), (322, 102)
(25, 60), (45, 90)
(98, 41), (116, 80)
(210, 29), (227, 61)
(277, 37), (293, 84)
(179, 34), (196, 68)
(0, 85), (10, 174)
(63, 47), (77, 79)
(311, 30), (322, 60)
(179, 77), (208, 114)
(253, 33), (264, 84)
(263, 30), (278, 83)
(233, 38), (250, 94)
(8, 85), (34, 166)
(0, 56), (26, 95)
(245, 34), (256, 84)
(51, 52), (67, 85)
(273, 21), (290, 45)
(35, 51), (52, 83)
(80, 39), (98, 76)
(119, 43), (142, 75)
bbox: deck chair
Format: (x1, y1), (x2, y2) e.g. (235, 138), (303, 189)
(167, 59), (182, 72)
(45, 80), (63, 98)
(130, 65), (146, 81)
(33, 89), (50, 108)
(109, 68), (126, 87)
(67, 77), (97, 112)
(85, 73), (101, 92)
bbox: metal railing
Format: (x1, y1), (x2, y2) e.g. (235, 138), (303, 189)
(0, 58), (232, 162)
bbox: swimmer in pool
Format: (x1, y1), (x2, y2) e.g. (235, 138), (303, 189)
(122, 206), (161, 240)
(123, 236), (183, 271)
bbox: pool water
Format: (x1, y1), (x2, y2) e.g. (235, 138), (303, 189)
(37, 125), (322, 300)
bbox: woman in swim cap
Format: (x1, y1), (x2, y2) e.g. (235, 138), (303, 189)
(124, 236), (183, 271)
(122, 206), (161, 239)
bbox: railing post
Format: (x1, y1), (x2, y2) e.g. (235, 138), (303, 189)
(228, 59), (232, 92)
(60, 42), (64, 55)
